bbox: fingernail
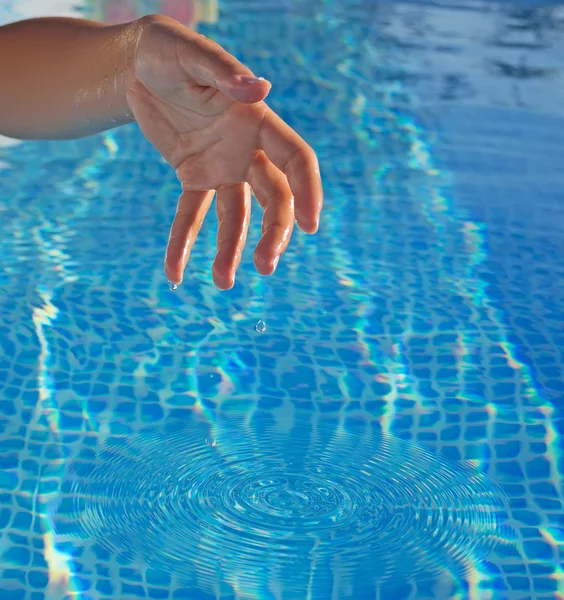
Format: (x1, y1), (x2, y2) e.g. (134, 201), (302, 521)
(238, 75), (266, 84)
(272, 256), (280, 272)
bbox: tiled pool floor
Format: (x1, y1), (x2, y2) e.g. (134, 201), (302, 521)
(0, 1), (563, 599)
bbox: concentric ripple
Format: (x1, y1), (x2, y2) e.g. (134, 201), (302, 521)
(50, 415), (513, 597)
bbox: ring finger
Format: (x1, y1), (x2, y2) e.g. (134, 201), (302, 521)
(248, 151), (294, 275)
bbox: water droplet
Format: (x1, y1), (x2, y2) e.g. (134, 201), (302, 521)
(206, 438), (217, 447)
(255, 319), (266, 333)
(168, 281), (178, 291)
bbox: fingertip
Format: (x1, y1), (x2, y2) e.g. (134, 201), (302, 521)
(297, 216), (320, 235)
(216, 280), (234, 291)
(215, 278), (234, 291)
(306, 221), (320, 235)
(164, 263), (183, 287)
(224, 75), (272, 103)
(164, 248), (185, 286)
(212, 263), (235, 291)
(254, 252), (280, 276)
(295, 200), (321, 234)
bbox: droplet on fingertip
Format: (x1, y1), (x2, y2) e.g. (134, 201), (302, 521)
(168, 281), (178, 291)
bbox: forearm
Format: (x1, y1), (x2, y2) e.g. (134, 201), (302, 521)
(0, 16), (154, 140)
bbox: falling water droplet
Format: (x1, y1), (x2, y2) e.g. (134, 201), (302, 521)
(206, 438), (217, 447)
(255, 320), (266, 333)
(168, 281), (178, 291)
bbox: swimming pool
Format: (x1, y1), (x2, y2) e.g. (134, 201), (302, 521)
(1, 0), (563, 598)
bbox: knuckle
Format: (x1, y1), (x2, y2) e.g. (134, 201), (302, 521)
(262, 220), (293, 243)
(176, 164), (209, 189)
(284, 146), (319, 184)
(218, 207), (248, 229)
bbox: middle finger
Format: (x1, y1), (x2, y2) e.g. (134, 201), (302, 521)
(248, 151), (294, 275)
(213, 182), (251, 290)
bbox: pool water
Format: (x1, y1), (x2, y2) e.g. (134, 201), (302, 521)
(1, 1), (564, 599)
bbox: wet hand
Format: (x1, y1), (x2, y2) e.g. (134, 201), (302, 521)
(126, 16), (323, 290)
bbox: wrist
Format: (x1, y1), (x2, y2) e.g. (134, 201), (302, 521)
(116, 18), (149, 123)
(122, 14), (178, 120)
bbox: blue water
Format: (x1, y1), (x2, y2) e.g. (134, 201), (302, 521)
(1, 1), (564, 599)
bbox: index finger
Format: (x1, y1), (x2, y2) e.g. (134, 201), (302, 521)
(259, 109), (323, 234)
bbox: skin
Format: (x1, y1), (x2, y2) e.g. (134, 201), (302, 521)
(0, 14), (323, 290)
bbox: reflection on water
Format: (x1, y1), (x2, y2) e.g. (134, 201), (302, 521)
(84, 0), (218, 26)
(387, 3), (564, 112)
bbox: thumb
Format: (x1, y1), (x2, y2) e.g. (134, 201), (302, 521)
(219, 74), (272, 103)
(176, 28), (272, 103)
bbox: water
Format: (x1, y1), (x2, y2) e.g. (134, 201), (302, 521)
(49, 415), (512, 597)
(0, 1), (563, 599)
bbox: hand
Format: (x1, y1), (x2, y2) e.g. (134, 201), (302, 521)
(126, 16), (323, 290)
